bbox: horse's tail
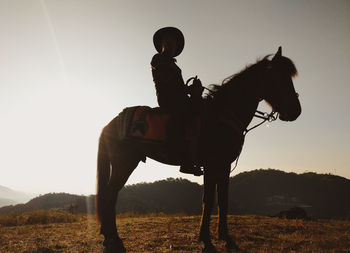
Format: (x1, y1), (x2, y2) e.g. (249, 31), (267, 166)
(95, 129), (110, 224)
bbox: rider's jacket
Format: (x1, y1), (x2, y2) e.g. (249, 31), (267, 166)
(151, 53), (189, 112)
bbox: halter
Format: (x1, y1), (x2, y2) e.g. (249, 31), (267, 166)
(246, 110), (277, 134)
(202, 83), (278, 174)
(224, 109), (277, 173)
(201, 85), (278, 134)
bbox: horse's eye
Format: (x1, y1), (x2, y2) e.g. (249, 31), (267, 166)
(296, 92), (299, 97)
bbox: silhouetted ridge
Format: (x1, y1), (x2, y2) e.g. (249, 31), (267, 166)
(228, 169), (350, 218)
(117, 178), (202, 214)
(1, 171), (349, 219)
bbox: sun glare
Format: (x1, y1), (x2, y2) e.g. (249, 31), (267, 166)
(1, 86), (109, 195)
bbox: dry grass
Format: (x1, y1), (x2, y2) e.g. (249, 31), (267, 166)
(0, 212), (349, 252)
(0, 210), (77, 226)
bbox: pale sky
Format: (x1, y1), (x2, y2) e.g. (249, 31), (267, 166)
(0, 0), (349, 195)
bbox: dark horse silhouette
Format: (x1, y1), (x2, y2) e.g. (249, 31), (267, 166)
(96, 47), (301, 252)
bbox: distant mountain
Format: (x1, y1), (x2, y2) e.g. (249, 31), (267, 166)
(0, 197), (17, 207)
(0, 192), (90, 214)
(0, 178), (202, 215)
(0, 185), (34, 207)
(0, 170), (349, 219)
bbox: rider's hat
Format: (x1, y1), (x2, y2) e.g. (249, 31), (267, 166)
(153, 27), (185, 57)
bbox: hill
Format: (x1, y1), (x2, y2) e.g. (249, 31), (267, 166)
(0, 169), (349, 219)
(117, 177), (202, 214)
(0, 192), (87, 214)
(0, 178), (202, 215)
(227, 169), (350, 218)
(0, 185), (34, 207)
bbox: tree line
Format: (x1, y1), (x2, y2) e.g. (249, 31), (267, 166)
(1, 169), (349, 219)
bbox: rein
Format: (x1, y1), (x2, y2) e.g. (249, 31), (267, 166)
(245, 110), (277, 134)
(201, 84), (278, 135)
(187, 78), (279, 174)
(203, 86), (278, 174)
(229, 109), (277, 174)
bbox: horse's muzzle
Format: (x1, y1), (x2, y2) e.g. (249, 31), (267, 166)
(279, 96), (301, 122)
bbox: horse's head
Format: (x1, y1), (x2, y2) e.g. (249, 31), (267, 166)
(263, 47), (301, 121)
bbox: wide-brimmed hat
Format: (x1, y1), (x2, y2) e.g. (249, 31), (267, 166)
(153, 27), (185, 57)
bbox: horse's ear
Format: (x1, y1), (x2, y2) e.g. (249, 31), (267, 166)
(272, 46), (282, 61)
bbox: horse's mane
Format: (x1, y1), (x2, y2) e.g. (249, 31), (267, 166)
(204, 55), (297, 101)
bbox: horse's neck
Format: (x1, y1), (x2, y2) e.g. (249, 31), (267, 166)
(231, 86), (260, 131)
(213, 81), (261, 132)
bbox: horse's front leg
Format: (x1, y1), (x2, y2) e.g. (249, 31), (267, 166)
(217, 165), (239, 250)
(199, 169), (216, 246)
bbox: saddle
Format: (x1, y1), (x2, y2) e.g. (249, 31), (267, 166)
(126, 106), (200, 143)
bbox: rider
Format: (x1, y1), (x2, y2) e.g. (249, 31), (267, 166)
(151, 27), (203, 176)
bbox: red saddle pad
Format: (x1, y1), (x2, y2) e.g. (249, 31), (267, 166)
(128, 106), (200, 142)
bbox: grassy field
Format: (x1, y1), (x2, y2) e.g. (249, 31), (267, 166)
(0, 211), (350, 252)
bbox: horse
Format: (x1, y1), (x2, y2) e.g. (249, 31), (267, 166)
(96, 47), (301, 252)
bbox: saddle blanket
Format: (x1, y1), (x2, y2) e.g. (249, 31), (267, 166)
(119, 106), (200, 142)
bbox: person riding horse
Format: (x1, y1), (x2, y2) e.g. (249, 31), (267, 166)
(97, 45), (301, 252)
(151, 27), (203, 176)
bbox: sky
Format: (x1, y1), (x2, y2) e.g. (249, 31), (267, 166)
(0, 0), (349, 196)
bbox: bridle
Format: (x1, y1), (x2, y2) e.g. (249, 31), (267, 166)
(200, 85), (278, 134)
(193, 80), (279, 174)
(246, 110), (277, 134)
(223, 109), (278, 174)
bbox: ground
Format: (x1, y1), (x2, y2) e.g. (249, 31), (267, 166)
(1, 213), (350, 252)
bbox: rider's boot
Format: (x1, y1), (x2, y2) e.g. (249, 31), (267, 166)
(180, 164), (203, 176)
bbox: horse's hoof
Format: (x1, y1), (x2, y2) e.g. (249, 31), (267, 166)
(217, 232), (239, 250)
(103, 245), (126, 253)
(103, 238), (126, 253)
(202, 242), (218, 253)
(225, 238), (239, 250)
(199, 234), (209, 242)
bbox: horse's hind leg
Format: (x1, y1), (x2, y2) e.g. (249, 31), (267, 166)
(100, 184), (121, 249)
(103, 150), (141, 252)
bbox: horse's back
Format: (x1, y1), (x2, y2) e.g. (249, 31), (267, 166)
(104, 105), (173, 143)
(102, 106), (134, 141)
